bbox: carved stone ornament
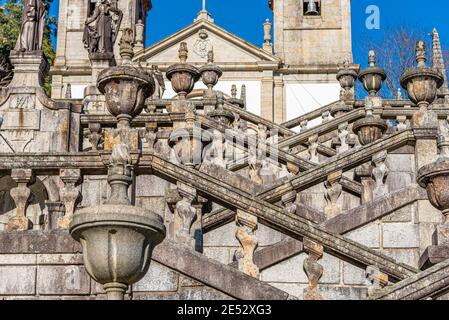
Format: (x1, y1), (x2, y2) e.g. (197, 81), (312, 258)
(193, 29), (212, 58)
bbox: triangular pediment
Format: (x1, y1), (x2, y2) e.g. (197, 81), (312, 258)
(134, 19), (280, 68)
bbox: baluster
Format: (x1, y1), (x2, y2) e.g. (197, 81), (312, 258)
(321, 111), (330, 124)
(140, 122), (157, 151)
(324, 170), (342, 219)
(307, 134), (319, 163)
(88, 122), (102, 151)
(396, 115), (407, 131)
(174, 183), (197, 248)
(300, 120), (308, 132)
(235, 209), (259, 278)
(372, 150), (389, 199)
(57, 169), (82, 229)
(6, 169), (33, 231)
(303, 238), (324, 300)
(337, 122), (349, 153)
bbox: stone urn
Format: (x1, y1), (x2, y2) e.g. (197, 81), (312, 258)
(352, 116), (387, 145)
(199, 50), (222, 98)
(70, 30), (166, 300)
(166, 42), (200, 100)
(401, 41), (443, 127)
(70, 206), (165, 300)
(337, 61), (358, 101)
(418, 135), (449, 224)
(358, 50), (386, 96)
(97, 66), (155, 122)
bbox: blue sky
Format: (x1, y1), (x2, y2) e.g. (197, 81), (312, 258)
(46, 0), (449, 67)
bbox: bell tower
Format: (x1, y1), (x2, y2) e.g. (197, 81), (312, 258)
(269, 0), (352, 67)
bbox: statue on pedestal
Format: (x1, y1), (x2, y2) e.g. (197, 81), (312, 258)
(14, 0), (47, 52)
(83, 0), (123, 55)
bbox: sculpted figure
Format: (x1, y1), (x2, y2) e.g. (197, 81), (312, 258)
(83, 0), (123, 54)
(15, 0), (46, 52)
(150, 65), (165, 100)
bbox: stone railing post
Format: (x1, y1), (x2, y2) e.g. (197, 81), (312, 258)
(355, 163), (375, 204)
(57, 168), (81, 229)
(6, 168), (33, 231)
(324, 170), (342, 219)
(303, 237), (324, 300)
(235, 209), (259, 278)
(88, 122), (102, 151)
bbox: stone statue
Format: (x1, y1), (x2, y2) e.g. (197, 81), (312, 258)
(150, 65), (165, 100)
(14, 0), (47, 52)
(83, 0), (123, 55)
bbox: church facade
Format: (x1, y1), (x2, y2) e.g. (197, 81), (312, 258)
(50, 0), (352, 123)
(1, 0), (449, 300)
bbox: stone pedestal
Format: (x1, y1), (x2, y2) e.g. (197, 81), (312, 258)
(83, 53), (114, 114)
(8, 51), (48, 88)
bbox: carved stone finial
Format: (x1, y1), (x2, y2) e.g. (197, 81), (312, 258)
(179, 42), (188, 63)
(263, 18), (272, 44)
(368, 50), (376, 67)
(207, 50), (214, 64)
(231, 84), (237, 99)
(119, 28), (135, 64)
(415, 40), (427, 67)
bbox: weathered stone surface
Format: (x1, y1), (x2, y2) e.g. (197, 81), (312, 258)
(343, 262), (367, 285)
(204, 247), (231, 265)
(36, 253), (83, 265)
(0, 266), (36, 295)
(261, 253), (308, 283)
(318, 286), (368, 300)
(133, 286), (233, 300)
(0, 254), (36, 265)
(382, 249), (419, 267)
(133, 262), (179, 292)
(36, 265), (90, 295)
(346, 223), (380, 248)
(382, 223), (419, 248)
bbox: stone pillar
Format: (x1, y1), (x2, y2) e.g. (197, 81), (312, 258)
(303, 238), (324, 300)
(134, 20), (145, 53)
(273, 76), (285, 124)
(6, 169), (33, 231)
(57, 169), (82, 229)
(235, 209), (259, 278)
(260, 71), (274, 121)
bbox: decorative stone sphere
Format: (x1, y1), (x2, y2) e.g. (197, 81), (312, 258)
(70, 205), (166, 300)
(352, 117), (387, 146)
(97, 66), (155, 120)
